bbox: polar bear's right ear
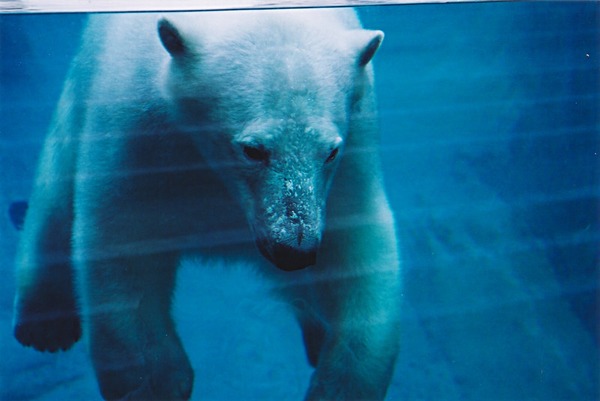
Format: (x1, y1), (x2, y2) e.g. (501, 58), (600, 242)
(351, 29), (384, 67)
(158, 18), (186, 57)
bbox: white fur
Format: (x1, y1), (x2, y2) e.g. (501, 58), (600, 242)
(13, 8), (400, 400)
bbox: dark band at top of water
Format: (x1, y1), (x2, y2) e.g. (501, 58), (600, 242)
(0, 0), (508, 14)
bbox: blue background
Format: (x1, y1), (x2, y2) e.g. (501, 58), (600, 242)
(1, 2), (598, 399)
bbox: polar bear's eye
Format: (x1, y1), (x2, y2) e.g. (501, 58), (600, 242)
(325, 148), (339, 164)
(243, 145), (269, 163)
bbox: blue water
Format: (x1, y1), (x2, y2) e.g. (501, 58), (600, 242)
(1, 2), (598, 400)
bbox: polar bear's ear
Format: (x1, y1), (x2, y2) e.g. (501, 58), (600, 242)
(352, 29), (384, 67)
(158, 18), (186, 57)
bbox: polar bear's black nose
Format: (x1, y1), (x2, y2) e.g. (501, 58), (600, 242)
(257, 240), (317, 271)
(271, 244), (317, 271)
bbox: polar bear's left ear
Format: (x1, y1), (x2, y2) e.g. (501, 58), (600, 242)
(351, 29), (385, 67)
(158, 18), (186, 57)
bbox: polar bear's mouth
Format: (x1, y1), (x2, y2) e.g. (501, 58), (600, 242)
(256, 237), (317, 271)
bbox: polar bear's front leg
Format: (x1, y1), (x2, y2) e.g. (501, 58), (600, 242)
(13, 110), (81, 352)
(308, 317), (401, 401)
(304, 277), (400, 401)
(79, 252), (193, 401)
(303, 220), (401, 401)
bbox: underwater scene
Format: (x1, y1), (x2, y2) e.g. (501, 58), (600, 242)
(0, 1), (598, 400)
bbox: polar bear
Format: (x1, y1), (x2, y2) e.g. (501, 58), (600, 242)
(13, 8), (401, 401)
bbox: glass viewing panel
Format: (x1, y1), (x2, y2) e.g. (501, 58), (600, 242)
(0, 1), (598, 400)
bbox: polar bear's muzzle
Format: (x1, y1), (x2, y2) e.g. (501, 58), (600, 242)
(251, 173), (324, 271)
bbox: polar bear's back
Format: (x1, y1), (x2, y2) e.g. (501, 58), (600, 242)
(160, 7), (362, 37)
(87, 8), (361, 48)
(79, 8), (363, 104)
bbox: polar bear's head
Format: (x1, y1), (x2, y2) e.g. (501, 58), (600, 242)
(158, 12), (382, 271)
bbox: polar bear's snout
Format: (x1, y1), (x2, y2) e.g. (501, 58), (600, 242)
(249, 170), (325, 271)
(250, 192), (323, 271)
(256, 207), (321, 271)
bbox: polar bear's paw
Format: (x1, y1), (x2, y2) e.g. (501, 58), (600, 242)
(13, 297), (81, 352)
(97, 338), (194, 401)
